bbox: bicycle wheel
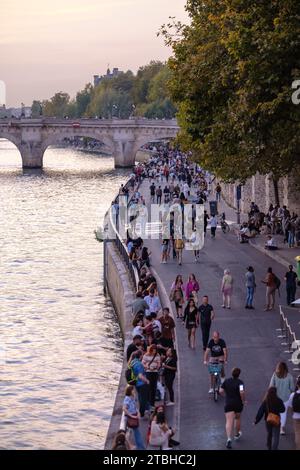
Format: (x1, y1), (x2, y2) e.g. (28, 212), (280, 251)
(213, 374), (219, 402)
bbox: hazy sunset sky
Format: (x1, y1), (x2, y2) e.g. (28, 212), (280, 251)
(1, 0), (188, 107)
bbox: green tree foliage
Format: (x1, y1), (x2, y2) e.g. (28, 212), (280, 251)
(75, 84), (93, 117)
(31, 100), (42, 118)
(161, 0), (300, 184)
(42, 92), (71, 118)
(36, 62), (176, 120)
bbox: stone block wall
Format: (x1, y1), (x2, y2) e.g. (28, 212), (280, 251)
(215, 174), (300, 215)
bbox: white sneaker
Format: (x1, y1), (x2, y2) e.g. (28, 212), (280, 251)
(208, 388), (214, 394)
(166, 401), (175, 406)
(234, 431), (242, 440)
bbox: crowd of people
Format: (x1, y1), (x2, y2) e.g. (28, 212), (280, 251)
(237, 201), (300, 248)
(110, 145), (300, 451)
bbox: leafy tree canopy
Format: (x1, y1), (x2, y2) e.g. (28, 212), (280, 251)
(161, 0), (300, 182)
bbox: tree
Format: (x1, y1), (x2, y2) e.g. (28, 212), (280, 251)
(31, 100), (42, 118)
(161, 0), (300, 202)
(42, 92), (71, 117)
(76, 84), (93, 117)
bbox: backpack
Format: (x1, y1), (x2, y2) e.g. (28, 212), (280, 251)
(125, 361), (138, 386)
(175, 239), (184, 250)
(292, 393), (300, 413)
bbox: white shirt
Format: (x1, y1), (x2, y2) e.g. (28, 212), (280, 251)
(144, 295), (161, 315)
(287, 391), (300, 419)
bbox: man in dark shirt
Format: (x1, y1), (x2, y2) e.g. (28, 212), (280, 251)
(159, 307), (175, 348)
(220, 368), (245, 449)
(198, 295), (215, 351)
(150, 183), (156, 203)
(284, 264), (298, 305)
(126, 335), (144, 362)
(204, 331), (227, 393)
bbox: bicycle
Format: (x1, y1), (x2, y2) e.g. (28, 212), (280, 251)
(219, 214), (230, 234)
(208, 362), (223, 402)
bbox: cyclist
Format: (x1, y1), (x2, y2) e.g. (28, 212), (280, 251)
(204, 331), (227, 394)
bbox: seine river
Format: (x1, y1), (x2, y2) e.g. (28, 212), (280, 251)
(0, 139), (127, 449)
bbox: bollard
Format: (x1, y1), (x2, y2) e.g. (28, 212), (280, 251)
(280, 319), (289, 346)
(284, 325), (293, 353)
(277, 308), (285, 338)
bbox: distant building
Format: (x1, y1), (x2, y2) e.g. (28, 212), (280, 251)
(0, 105), (32, 118)
(93, 67), (123, 87)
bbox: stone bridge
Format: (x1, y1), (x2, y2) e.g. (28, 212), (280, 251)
(0, 118), (179, 168)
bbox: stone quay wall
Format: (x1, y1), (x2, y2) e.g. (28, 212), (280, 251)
(214, 174), (300, 216)
(103, 241), (136, 449)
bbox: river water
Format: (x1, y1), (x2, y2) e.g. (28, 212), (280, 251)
(0, 140), (127, 449)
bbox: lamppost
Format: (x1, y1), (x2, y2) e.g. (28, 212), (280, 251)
(236, 184), (242, 224)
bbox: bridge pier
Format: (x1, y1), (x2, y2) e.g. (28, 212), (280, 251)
(19, 142), (44, 169)
(113, 141), (136, 168)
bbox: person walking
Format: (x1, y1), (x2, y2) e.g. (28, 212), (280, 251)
(204, 210), (209, 237)
(174, 238), (185, 266)
(142, 344), (161, 408)
(286, 376), (300, 450)
(284, 264), (298, 306)
(254, 387), (285, 451)
(262, 267), (277, 311)
(210, 214), (218, 238)
(216, 183), (222, 202)
(245, 266), (256, 309)
(156, 186), (162, 205)
(185, 273), (200, 304)
(150, 182), (156, 204)
(220, 368), (245, 449)
(198, 295), (215, 351)
(221, 269), (233, 309)
(170, 275), (185, 319)
(123, 385), (146, 450)
(162, 348), (177, 406)
(130, 350), (150, 418)
(183, 298), (199, 350)
(161, 239), (170, 264)
(269, 362), (294, 435)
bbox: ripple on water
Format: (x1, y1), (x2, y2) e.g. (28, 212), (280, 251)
(0, 143), (125, 449)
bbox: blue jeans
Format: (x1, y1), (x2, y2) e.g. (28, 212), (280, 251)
(288, 231), (295, 247)
(216, 192), (221, 202)
(246, 287), (254, 307)
(132, 426), (146, 450)
(136, 384), (150, 417)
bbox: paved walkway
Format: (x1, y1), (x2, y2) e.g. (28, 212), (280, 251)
(216, 195), (300, 269)
(140, 179), (299, 450)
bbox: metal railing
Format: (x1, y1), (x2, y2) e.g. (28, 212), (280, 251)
(106, 179), (140, 291)
(277, 305), (300, 371)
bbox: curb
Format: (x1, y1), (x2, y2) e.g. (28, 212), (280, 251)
(150, 265), (181, 448)
(249, 239), (298, 269)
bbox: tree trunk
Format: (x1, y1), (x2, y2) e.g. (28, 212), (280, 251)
(273, 178), (280, 206)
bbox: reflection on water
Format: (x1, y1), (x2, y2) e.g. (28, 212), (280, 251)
(0, 141), (126, 449)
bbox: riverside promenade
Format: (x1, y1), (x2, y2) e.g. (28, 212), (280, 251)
(138, 178), (297, 450)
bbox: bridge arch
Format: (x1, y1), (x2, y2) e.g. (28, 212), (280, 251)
(41, 130), (114, 156)
(132, 133), (177, 160)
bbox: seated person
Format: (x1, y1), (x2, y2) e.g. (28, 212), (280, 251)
(239, 223), (251, 242)
(260, 222), (270, 235)
(265, 235), (278, 250)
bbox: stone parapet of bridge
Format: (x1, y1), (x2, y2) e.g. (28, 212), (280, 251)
(0, 118), (179, 168)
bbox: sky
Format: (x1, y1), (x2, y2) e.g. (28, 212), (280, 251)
(0, 0), (188, 107)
